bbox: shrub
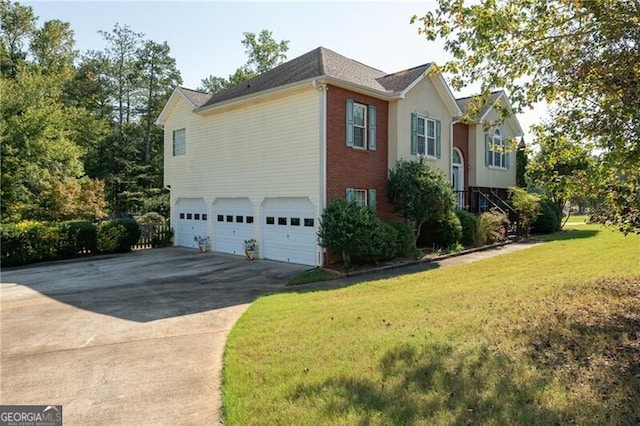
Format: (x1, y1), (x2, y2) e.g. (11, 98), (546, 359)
(388, 159), (456, 246)
(318, 200), (380, 265)
(57, 221), (98, 256)
(510, 187), (541, 238)
(532, 199), (561, 234)
(418, 211), (463, 249)
(137, 212), (166, 225)
(475, 210), (508, 245)
(455, 209), (478, 246)
(97, 219), (140, 253)
(357, 220), (414, 263)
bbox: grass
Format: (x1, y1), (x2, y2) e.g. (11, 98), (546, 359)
(223, 224), (640, 425)
(287, 268), (340, 286)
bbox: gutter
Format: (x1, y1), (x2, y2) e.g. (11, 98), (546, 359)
(313, 80), (328, 266)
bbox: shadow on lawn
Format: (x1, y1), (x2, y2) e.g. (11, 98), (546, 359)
(291, 341), (564, 424)
(533, 228), (599, 242)
(290, 277), (640, 424)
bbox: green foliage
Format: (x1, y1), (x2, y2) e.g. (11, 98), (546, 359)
(455, 209), (478, 247)
(418, 210), (462, 249)
(199, 29), (289, 93)
(0, 220), (98, 266)
(413, 0), (639, 234)
(516, 138), (528, 188)
(526, 125), (594, 217)
(476, 210), (508, 246)
(532, 199), (561, 234)
(141, 193), (169, 217)
(358, 220), (414, 264)
(97, 218), (141, 253)
(318, 200), (379, 266)
(388, 159), (456, 246)
(137, 211), (165, 225)
(510, 188), (541, 238)
(318, 201), (413, 265)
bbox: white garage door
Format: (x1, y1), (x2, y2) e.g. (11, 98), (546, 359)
(213, 198), (254, 255)
(262, 198), (317, 266)
(175, 198), (208, 248)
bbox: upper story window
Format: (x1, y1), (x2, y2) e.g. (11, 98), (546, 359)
(485, 128), (509, 169)
(173, 128), (186, 156)
(411, 114), (441, 158)
(346, 99), (376, 150)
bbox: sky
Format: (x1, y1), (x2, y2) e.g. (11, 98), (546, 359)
(24, 1), (546, 139)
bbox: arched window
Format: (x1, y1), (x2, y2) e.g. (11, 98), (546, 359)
(452, 149), (462, 165)
(487, 128), (507, 168)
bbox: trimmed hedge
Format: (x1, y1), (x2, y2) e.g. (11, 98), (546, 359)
(418, 211), (463, 249)
(1, 219), (141, 267)
(455, 209), (478, 247)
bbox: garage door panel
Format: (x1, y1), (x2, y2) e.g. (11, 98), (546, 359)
(262, 198), (317, 266)
(213, 199), (254, 255)
(175, 199), (208, 248)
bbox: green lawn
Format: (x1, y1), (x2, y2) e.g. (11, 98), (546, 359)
(223, 225), (640, 425)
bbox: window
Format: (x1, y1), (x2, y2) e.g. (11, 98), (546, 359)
(172, 128), (185, 156)
(194, 213), (200, 220)
(485, 129), (509, 169)
(202, 214), (207, 221)
(291, 218), (300, 226)
(304, 218), (314, 227)
(411, 114), (440, 158)
(346, 188), (367, 207)
(278, 217), (287, 225)
(246, 216), (254, 224)
(186, 213), (192, 219)
(226, 215), (233, 222)
(236, 216), (244, 223)
(179, 213), (185, 219)
(266, 216), (275, 225)
(346, 99), (376, 150)
(217, 215), (224, 222)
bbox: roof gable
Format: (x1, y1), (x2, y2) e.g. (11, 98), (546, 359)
(456, 91), (523, 136)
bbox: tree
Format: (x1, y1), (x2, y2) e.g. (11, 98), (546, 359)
(388, 159), (456, 246)
(526, 123), (595, 226)
(94, 23), (144, 134)
(137, 40), (182, 163)
(199, 29), (289, 93)
(413, 0), (640, 233)
(516, 137), (527, 188)
(1, 4), (107, 222)
(0, 0), (35, 77)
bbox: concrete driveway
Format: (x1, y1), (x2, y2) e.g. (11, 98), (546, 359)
(0, 248), (308, 425)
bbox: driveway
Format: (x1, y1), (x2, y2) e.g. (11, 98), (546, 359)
(0, 248), (308, 425)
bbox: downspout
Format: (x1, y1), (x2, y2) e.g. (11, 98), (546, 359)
(450, 117), (462, 188)
(313, 80), (328, 266)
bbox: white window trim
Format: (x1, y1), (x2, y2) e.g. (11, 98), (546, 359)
(416, 116), (437, 159)
(488, 129), (507, 169)
(352, 102), (367, 150)
(172, 128), (186, 157)
(346, 188), (368, 207)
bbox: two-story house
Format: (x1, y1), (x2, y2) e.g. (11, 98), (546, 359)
(156, 47), (523, 266)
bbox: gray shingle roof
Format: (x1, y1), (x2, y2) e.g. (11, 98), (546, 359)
(455, 91), (503, 120)
(180, 87), (212, 108)
(198, 47), (431, 109)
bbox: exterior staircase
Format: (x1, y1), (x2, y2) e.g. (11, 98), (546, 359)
(454, 189), (521, 239)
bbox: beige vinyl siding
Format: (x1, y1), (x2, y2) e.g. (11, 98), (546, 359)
(163, 86), (321, 232)
(469, 106), (518, 189)
(389, 76), (452, 177)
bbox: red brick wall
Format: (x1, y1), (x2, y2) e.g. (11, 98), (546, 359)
(453, 123), (469, 191)
(326, 85), (397, 221)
